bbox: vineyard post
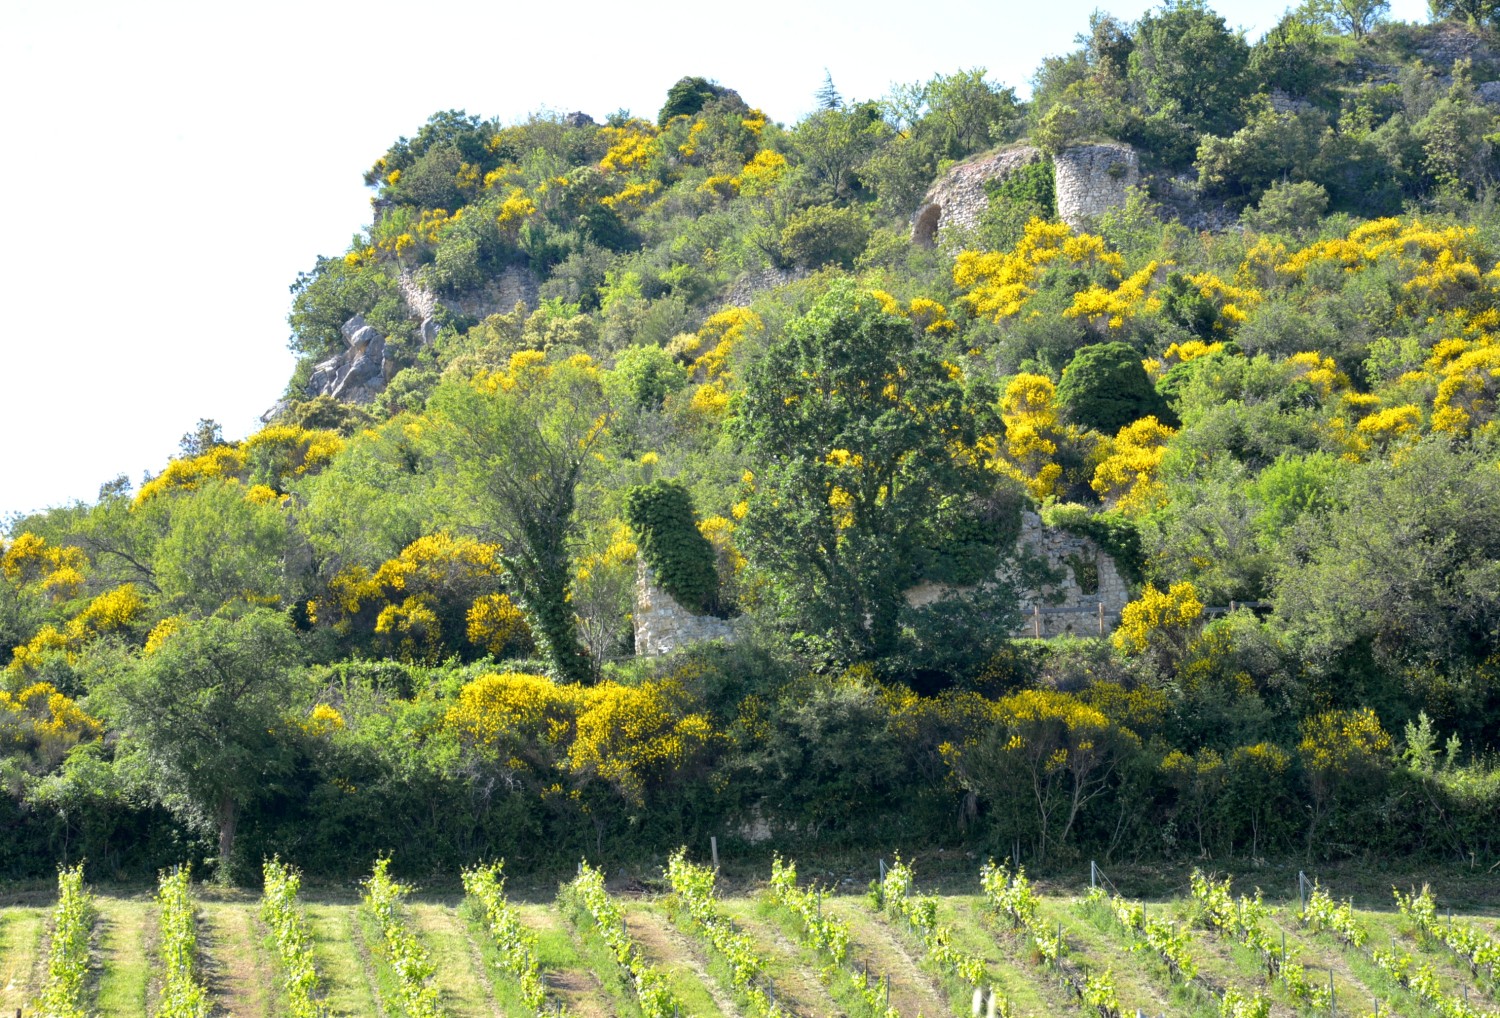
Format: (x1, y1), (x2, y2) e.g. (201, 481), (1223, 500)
(1090, 860), (1097, 891)
(972, 986), (983, 1016)
(1329, 970), (1335, 1016)
(987, 988), (997, 1018)
(880, 858), (886, 885)
(711, 836), (719, 873)
(1281, 930), (1286, 971)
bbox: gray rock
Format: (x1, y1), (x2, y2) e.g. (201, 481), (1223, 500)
(1478, 80), (1500, 107)
(346, 325), (381, 352)
(340, 314), (367, 344)
(419, 317), (440, 346)
(564, 111), (595, 128)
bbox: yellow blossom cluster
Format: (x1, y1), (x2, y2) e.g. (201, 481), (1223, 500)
(1112, 581), (1204, 656)
(1065, 262), (1162, 330)
(466, 593), (532, 657)
(444, 672), (717, 804)
(954, 219), (1124, 322)
(496, 187), (538, 233)
(600, 180), (661, 210)
(599, 121), (661, 173)
(1298, 707), (1392, 776)
(0, 681), (102, 767)
(8, 584), (146, 676)
(135, 426), (342, 504)
(302, 703), (345, 737)
(2, 533), (86, 602)
(1091, 416), (1176, 514)
(868, 290), (958, 335)
(990, 373), (1069, 499)
(1276, 218), (1493, 314)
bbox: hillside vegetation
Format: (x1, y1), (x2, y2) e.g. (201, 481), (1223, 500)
(5, 0), (1500, 882)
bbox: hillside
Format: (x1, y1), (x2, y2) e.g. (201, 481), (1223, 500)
(4, 2), (1500, 884)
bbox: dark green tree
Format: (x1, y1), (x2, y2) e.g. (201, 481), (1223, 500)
(737, 281), (999, 661)
(429, 356), (610, 683)
(1056, 341), (1174, 434)
(1128, 0), (1252, 138)
(101, 609), (303, 874)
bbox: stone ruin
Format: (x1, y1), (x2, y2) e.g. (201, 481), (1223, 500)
(911, 140), (1140, 245)
(911, 145), (1046, 245)
(904, 511), (1131, 640)
(633, 511), (1132, 655)
(633, 561), (737, 656)
(1052, 143), (1139, 229)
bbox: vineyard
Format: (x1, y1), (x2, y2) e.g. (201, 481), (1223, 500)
(2, 857), (1498, 1018)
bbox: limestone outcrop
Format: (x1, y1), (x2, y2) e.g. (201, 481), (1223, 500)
(305, 315), (398, 404)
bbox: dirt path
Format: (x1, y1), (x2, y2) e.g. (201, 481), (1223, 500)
(831, 898), (955, 1018)
(720, 901), (844, 1018)
(94, 897), (153, 1017)
(408, 902), (502, 1018)
(0, 908), (46, 1012)
(517, 905), (615, 1018)
(304, 902), (382, 1017)
(625, 903), (737, 1018)
(199, 901), (276, 1018)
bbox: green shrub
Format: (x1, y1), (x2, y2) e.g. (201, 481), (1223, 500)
(1040, 502), (1144, 584)
(1057, 341), (1173, 434)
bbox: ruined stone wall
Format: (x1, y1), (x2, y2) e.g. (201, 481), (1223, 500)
(634, 562), (737, 656)
(905, 511), (1131, 639)
(910, 145), (1044, 246)
(1053, 143), (1139, 230)
(1009, 511), (1130, 638)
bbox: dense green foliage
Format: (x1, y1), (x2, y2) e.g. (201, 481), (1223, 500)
(625, 480), (720, 614)
(6, 6), (1500, 885)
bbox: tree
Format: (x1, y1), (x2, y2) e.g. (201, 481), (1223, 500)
(791, 106), (886, 200)
(737, 281), (999, 661)
(657, 76), (744, 126)
(1274, 441), (1500, 728)
(816, 70), (843, 111)
(178, 419), (224, 458)
(1128, 0), (1252, 137)
(101, 609), (303, 874)
(924, 68), (1020, 158)
(1428, 0), (1500, 26)
(1303, 0), (1389, 36)
(1056, 341), (1173, 434)
(430, 354), (611, 682)
(152, 480), (291, 616)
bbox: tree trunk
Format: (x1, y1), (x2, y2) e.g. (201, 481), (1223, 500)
(218, 793), (237, 870)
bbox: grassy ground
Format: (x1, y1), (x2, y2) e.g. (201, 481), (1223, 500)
(4, 863), (1500, 1018)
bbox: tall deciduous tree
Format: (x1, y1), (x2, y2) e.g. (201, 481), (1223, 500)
(430, 355), (611, 682)
(737, 281), (998, 661)
(102, 608), (303, 875)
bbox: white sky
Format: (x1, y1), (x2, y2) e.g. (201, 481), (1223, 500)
(0, 0), (1428, 521)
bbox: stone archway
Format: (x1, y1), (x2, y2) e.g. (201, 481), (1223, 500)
(911, 202), (942, 248)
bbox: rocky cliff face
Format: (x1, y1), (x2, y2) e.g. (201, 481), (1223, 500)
(305, 315), (403, 404)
